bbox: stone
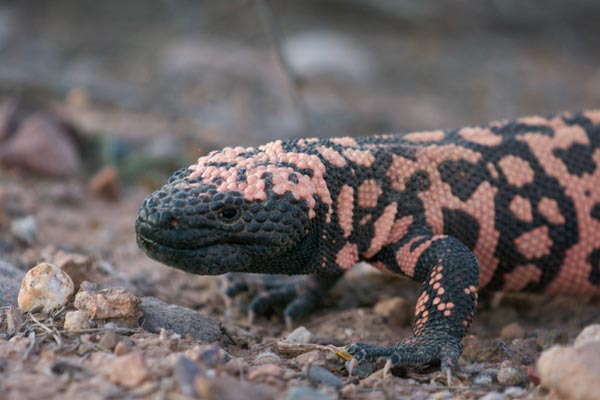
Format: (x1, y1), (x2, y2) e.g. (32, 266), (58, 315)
(98, 330), (119, 350)
(254, 351), (282, 365)
(285, 326), (313, 343)
(0, 260), (24, 307)
(574, 324), (600, 348)
(64, 310), (92, 331)
(0, 114), (81, 177)
(173, 355), (202, 397)
(285, 387), (330, 400)
(283, 31), (374, 83)
(51, 251), (94, 290)
(247, 363), (284, 381)
(0, 99), (18, 140)
(107, 352), (149, 388)
(500, 322), (525, 340)
(18, 263), (74, 313)
(538, 341), (600, 400)
(302, 364), (343, 389)
(195, 375), (275, 400)
(113, 341), (132, 356)
(139, 297), (222, 343)
(74, 286), (141, 320)
(373, 296), (411, 326)
(10, 216), (36, 245)
(497, 366), (524, 386)
(294, 350), (326, 366)
(88, 166), (120, 201)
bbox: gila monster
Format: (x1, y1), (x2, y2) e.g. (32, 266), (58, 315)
(135, 110), (600, 381)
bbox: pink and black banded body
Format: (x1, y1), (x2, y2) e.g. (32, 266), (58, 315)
(136, 110), (600, 375)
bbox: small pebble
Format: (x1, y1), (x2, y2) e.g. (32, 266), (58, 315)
(500, 322), (525, 340)
(113, 341), (132, 356)
(254, 351), (282, 365)
(285, 386), (330, 400)
(18, 263), (74, 313)
(473, 372), (495, 385)
(199, 344), (228, 367)
(107, 352), (148, 388)
(64, 310), (91, 331)
(195, 375), (275, 400)
(497, 366), (524, 386)
(503, 386), (528, 398)
(88, 165), (120, 201)
(173, 356), (202, 397)
(302, 364), (342, 389)
(286, 326), (313, 343)
(11, 216), (36, 245)
(294, 350), (325, 366)
(99, 330), (119, 350)
(247, 363), (284, 381)
(373, 296), (411, 326)
(479, 392), (505, 400)
(431, 391), (453, 399)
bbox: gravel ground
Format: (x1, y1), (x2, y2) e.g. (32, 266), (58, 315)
(1, 1), (600, 399)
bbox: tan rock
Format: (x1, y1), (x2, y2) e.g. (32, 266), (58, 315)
(113, 341), (132, 356)
(538, 342), (600, 400)
(88, 166), (120, 201)
(373, 296), (411, 326)
(18, 263), (74, 313)
(107, 352), (148, 388)
(247, 363), (284, 381)
(74, 287), (142, 320)
(99, 330), (119, 351)
(500, 322), (526, 340)
(64, 310), (92, 331)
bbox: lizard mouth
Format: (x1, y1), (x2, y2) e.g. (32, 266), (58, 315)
(135, 219), (259, 275)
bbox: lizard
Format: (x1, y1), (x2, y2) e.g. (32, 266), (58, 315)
(135, 110), (600, 382)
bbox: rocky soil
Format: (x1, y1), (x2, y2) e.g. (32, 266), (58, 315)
(1, 1), (600, 399)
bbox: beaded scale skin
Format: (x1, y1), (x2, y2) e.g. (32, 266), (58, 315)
(136, 110), (600, 379)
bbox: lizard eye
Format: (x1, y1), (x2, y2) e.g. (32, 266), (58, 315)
(220, 207), (239, 221)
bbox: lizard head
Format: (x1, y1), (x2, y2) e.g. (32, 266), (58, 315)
(135, 140), (332, 275)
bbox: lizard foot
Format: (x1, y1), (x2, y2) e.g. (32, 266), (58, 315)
(346, 332), (461, 385)
(222, 273), (331, 329)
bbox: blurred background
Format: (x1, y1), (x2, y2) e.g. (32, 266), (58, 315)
(1, 0), (600, 285)
(1, 0), (599, 154)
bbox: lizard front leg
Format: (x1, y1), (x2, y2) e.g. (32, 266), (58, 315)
(223, 273), (342, 329)
(347, 234), (479, 383)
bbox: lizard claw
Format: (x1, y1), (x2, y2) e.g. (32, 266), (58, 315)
(347, 357), (359, 376)
(383, 358), (394, 378)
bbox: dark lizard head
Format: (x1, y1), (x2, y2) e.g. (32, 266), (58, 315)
(135, 140), (332, 275)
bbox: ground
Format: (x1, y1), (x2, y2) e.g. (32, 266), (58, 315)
(1, 1), (600, 399)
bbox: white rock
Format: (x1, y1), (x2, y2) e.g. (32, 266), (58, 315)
(64, 310), (91, 331)
(285, 326), (313, 343)
(283, 31), (374, 82)
(574, 324), (600, 348)
(18, 263), (74, 312)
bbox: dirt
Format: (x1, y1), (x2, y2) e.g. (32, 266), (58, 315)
(1, 1), (600, 399)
